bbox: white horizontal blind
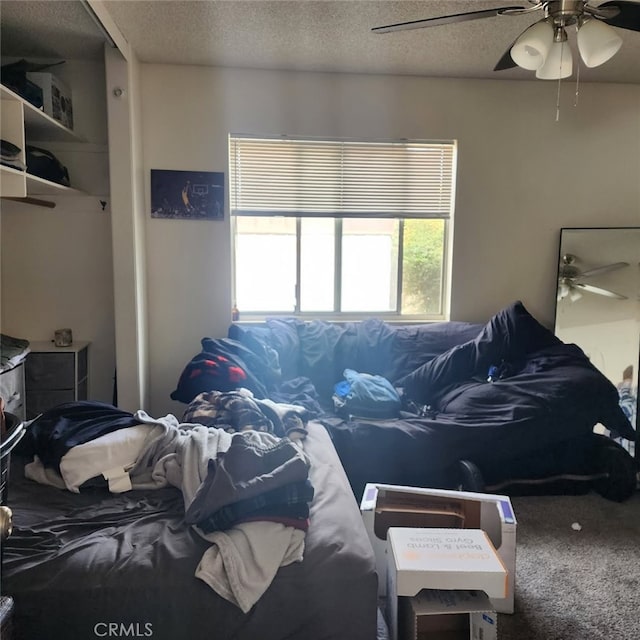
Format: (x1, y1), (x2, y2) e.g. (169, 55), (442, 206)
(229, 135), (456, 219)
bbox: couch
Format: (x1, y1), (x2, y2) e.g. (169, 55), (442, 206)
(173, 301), (636, 502)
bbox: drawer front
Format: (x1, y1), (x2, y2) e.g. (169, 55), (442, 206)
(26, 352), (75, 390)
(26, 389), (75, 419)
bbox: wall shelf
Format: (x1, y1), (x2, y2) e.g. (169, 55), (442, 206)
(0, 83), (87, 198)
(1, 164), (84, 197)
(1, 84), (83, 143)
(27, 173), (85, 196)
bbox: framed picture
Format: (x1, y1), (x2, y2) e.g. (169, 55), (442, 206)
(150, 169), (224, 220)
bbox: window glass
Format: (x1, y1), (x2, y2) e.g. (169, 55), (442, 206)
(401, 219), (445, 315)
(235, 217), (296, 312)
(341, 218), (398, 312)
(300, 218), (335, 312)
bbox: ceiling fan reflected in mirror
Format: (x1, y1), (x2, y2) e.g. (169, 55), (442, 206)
(557, 253), (629, 301)
(372, 0), (640, 80)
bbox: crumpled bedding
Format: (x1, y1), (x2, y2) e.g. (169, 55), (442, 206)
(400, 301), (634, 441)
(20, 407), (312, 613)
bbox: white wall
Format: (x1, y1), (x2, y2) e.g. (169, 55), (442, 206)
(140, 65), (640, 417)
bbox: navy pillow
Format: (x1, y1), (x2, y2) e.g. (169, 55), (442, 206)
(170, 353), (250, 403)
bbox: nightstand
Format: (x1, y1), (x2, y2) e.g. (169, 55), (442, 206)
(25, 341), (90, 419)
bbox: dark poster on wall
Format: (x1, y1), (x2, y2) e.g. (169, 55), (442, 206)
(150, 169), (224, 220)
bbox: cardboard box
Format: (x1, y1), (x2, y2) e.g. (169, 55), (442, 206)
(386, 528), (506, 640)
(26, 72), (74, 130)
(360, 483), (516, 613)
(400, 589), (497, 640)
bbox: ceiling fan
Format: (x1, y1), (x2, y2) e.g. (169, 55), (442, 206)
(372, 1), (640, 79)
(557, 253), (629, 301)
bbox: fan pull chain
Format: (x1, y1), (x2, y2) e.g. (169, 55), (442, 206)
(555, 36), (567, 122)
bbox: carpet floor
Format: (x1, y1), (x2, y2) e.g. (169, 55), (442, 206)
(498, 491), (640, 640)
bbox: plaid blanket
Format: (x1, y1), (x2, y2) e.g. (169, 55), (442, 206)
(183, 389), (308, 440)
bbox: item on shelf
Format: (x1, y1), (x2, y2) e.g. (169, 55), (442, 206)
(26, 71), (73, 130)
(1, 140), (21, 158)
(25, 146), (70, 186)
(54, 329), (73, 347)
(0, 139), (25, 172)
(0, 59), (64, 109)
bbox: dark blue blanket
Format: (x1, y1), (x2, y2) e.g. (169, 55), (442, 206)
(400, 301), (634, 441)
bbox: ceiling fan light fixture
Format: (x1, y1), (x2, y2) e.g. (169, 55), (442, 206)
(511, 19), (554, 70)
(577, 18), (623, 67)
(536, 35), (573, 79)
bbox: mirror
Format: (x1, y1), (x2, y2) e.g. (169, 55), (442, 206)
(554, 227), (640, 458)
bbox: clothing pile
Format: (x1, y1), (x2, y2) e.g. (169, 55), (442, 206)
(18, 400), (314, 613)
(185, 429), (313, 534)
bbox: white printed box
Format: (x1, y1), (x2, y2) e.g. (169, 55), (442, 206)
(386, 527), (507, 640)
(360, 482), (517, 613)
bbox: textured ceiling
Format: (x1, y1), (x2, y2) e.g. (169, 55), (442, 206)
(1, 0), (640, 83)
(0, 1), (107, 60)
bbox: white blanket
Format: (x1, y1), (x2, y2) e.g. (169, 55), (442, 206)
(196, 521), (305, 613)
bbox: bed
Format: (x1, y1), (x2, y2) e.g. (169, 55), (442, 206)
(1, 416), (378, 640)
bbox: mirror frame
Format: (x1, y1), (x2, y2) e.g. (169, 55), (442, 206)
(554, 226), (640, 460)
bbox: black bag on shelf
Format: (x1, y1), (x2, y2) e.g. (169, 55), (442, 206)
(26, 145), (70, 186)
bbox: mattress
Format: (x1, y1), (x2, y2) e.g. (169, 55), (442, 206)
(2, 421), (377, 640)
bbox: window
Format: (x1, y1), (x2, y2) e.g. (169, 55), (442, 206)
(229, 135), (456, 319)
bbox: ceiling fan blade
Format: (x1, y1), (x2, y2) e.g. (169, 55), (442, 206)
(598, 1), (640, 31)
(494, 41), (518, 70)
(578, 261), (629, 278)
(371, 6), (526, 34)
(574, 283), (628, 299)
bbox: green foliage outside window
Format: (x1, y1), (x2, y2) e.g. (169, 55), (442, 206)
(402, 219), (445, 315)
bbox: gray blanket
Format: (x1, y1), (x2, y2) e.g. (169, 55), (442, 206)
(128, 411), (307, 612)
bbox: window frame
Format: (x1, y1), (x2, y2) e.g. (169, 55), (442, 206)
(229, 135), (456, 322)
